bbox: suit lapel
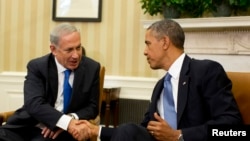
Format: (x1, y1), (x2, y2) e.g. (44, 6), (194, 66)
(177, 75), (189, 124)
(68, 57), (85, 107)
(71, 65), (85, 95)
(48, 55), (59, 104)
(150, 77), (164, 119)
(177, 55), (191, 124)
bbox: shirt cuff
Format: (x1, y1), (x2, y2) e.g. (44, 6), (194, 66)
(98, 125), (102, 139)
(56, 114), (72, 130)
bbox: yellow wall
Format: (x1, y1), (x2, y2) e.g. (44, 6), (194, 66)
(0, 0), (162, 77)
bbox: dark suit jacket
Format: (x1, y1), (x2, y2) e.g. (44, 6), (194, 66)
(4, 53), (100, 130)
(101, 55), (242, 141)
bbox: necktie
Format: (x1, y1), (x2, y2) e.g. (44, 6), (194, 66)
(63, 69), (72, 113)
(163, 73), (177, 129)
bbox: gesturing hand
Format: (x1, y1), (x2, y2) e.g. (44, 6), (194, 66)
(147, 112), (181, 141)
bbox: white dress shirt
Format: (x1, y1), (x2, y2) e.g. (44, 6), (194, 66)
(157, 53), (185, 120)
(54, 58), (78, 130)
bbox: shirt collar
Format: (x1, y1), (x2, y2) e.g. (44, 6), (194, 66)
(54, 57), (67, 74)
(168, 53), (185, 80)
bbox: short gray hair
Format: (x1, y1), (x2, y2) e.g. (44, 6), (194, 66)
(147, 19), (185, 49)
(50, 23), (80, 46)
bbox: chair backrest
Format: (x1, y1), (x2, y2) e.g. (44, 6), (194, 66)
(226, 72), (250, 124)
(99, 66), (105, 114)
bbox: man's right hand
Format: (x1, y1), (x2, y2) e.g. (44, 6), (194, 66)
(67, 119), (91, 140)
(69, 119), (100, 141)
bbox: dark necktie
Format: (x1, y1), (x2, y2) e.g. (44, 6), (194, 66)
(163, 73), (177, 129)
(63, 69), (72, 113)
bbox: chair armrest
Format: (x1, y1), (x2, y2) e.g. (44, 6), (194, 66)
(0, 111), (15, 126)
(89, 115), (100, 125)
(0, 115), (3, 125)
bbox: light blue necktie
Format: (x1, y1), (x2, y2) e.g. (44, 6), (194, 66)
(63, 69), (72, 113)
(163, 73), (177, 129)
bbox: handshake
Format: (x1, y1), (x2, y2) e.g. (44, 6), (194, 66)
(41, 119), (99, 141)
(68, 119), (99, 141)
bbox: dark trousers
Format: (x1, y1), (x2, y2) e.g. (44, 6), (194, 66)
(0, 126), (77, 141)
(110, 123), (155, 141)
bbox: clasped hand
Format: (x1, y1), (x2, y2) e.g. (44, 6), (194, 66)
(68, 119), (98, 141)
(40, 119), (97, 141)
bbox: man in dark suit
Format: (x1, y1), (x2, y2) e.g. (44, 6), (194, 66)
(72, 19), (243, 141)
(0, 23), (100, 141)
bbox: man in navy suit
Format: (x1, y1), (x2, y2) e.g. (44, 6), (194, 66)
(0, 23), (100, 141)
(72, 19), (242, 141)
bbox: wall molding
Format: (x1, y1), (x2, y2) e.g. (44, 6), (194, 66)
(141, 16), (250, 55)
(0, 72), (158, 112)
(141, 16), (250, 29)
